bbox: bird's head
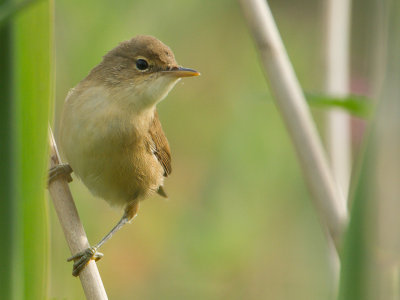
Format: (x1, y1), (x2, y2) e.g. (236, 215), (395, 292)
(87, 35), (199, 109)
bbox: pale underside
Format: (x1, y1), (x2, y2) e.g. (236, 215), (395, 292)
(59, 77), (177, 207)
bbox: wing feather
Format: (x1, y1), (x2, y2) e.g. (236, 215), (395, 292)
(148, 110), (172, 177)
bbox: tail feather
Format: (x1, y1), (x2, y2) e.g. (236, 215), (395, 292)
(157, 186), (168, 198)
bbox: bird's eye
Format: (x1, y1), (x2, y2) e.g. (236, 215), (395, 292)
(136, 59), (149, 71)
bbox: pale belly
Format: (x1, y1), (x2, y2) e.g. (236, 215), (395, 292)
(60, 94), (164, 207)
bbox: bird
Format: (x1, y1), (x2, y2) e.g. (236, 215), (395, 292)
(49, 35), (199, 276)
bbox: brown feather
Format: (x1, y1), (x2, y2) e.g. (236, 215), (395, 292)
(148, 110), (172, 177)
(157, 186), (168, 198)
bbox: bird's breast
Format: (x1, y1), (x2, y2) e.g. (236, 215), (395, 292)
(60, 86), (164, 206)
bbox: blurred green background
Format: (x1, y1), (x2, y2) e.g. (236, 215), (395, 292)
(47, 0), (373, 299)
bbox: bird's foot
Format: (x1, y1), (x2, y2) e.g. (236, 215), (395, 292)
(67, 246), (104, 277)
(48, 163), (73, 185)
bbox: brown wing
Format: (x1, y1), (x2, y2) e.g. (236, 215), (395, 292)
(149, 110), (172, 177)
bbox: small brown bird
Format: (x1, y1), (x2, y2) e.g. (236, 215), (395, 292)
(50, 35), (199, 276)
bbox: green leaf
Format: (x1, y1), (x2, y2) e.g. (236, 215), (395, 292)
(0, 5), (15, 299)
(0, 0), (38, 26)
(338, 140), (372, 300)
(305, 93), (373, 118)
(11, 0), (54, 298)
(339, 1), (400, 298)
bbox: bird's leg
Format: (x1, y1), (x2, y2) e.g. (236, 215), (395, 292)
(67, 201), (139, 277)
(48, 163), (73, 184)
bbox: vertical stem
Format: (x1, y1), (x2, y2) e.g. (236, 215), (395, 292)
(324, 0), (352, 288)
(48, 128), (108, 300)
(238, 0), (347, 250)
(325, 0), (352, 200)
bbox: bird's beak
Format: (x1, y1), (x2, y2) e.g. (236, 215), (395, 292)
(162, 67), (200, 78)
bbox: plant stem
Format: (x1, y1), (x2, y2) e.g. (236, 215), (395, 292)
(325, 0), (352, 200)
(48, 128), (108, 300)
(238, 0), (348, 251)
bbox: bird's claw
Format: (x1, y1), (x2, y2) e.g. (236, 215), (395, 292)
(48, 163), (73, 185)
(67, 246), (104, 277)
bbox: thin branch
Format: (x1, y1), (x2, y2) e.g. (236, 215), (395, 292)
(323, 0), (352, 287)
(48, 127), (108, 300)
(238, 0), (348, 251)
(325, 0), (352, 199)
